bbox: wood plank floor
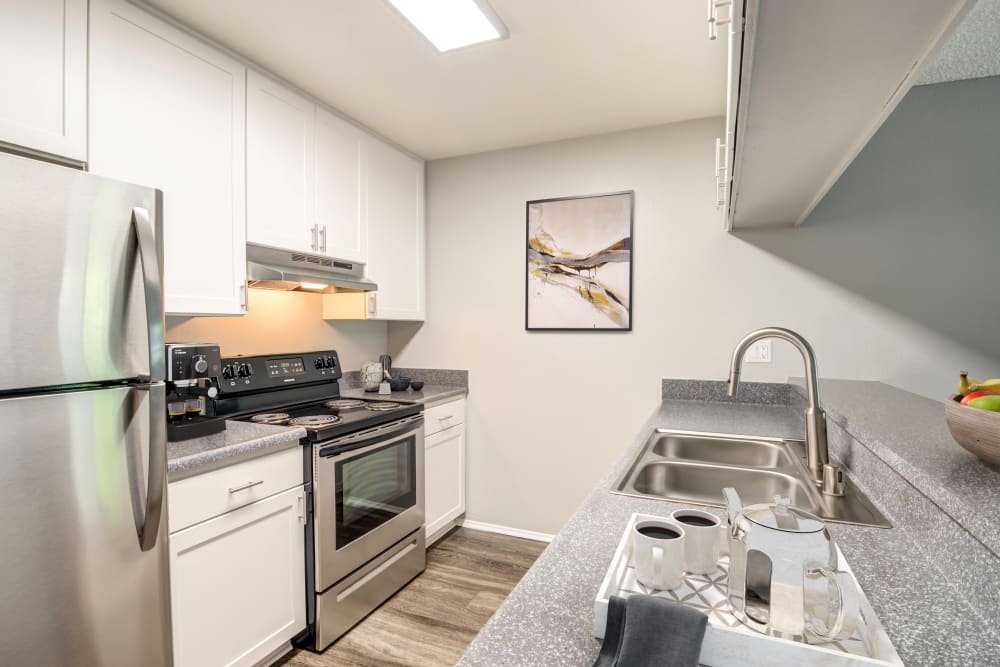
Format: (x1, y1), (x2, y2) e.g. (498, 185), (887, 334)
(277, 527), (548, 667)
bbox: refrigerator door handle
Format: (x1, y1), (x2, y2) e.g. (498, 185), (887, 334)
(131, 382), (167, 551)
(131, 207), (165, 382)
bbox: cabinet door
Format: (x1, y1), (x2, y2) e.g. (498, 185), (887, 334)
(315, 107), (365, 262)
(89, 0), (247, 316)
(169, 486), (306, 667)
(365, 136), (425, 320)
(247, 71), (315, 253)
(425, 424), (465, 541)
(0, 0), (86, 162)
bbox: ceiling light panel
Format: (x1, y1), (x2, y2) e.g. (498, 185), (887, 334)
(387, 0), (508, 52)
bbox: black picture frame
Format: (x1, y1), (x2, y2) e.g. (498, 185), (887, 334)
(525, 190), (634, 332)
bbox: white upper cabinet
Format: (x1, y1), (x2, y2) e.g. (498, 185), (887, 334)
(315, 107), (365, 263)
(247, 70), (316, 254)
(89, 0), (247, 316)
(720, 0), (973, 229)
(364, 136), (425, 320)
(0, 0), (87, 162)
(247, 73), (367, 262)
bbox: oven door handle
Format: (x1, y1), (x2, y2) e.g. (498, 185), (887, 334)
(319, 417), (423, 458)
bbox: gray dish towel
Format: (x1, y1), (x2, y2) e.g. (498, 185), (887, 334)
(594, 595), (708, 667)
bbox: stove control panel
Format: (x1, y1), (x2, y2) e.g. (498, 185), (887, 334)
(217, 350), (342, 394)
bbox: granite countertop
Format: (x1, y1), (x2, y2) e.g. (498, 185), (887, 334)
(792, 379), (1000, 555)
(167, 421), (306, 481)
(339, 384), (467, 407)
(458, 385), (1000, 667)
(339, 367), (468, 407)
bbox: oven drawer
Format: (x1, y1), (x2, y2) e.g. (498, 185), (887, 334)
(168, 445), (303, 533)
(313, 529), (425, 650)
(423, 398), (465, 437)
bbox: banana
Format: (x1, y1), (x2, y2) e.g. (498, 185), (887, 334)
(959, 371), (976, 396)
(970, 378), (1000, 393)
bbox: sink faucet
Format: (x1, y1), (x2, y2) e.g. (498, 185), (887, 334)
(727, 327), (840, 493)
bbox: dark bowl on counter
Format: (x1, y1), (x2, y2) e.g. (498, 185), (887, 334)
(389, 377), (410, 392)
(410, 380), (424, 391)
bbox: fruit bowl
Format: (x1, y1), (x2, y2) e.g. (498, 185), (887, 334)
(945, 395), (1000, 468)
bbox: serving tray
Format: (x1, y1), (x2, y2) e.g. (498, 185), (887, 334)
(594, 513), (903, 666)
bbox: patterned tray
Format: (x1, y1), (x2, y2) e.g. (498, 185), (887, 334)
(594, 513), (903, 667)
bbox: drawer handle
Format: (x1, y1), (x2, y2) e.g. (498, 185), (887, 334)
(228, 480), (264, 493)
(438, 415), (454, 421)
(337, 539), (418, 602)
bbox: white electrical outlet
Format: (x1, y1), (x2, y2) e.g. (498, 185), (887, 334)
(745, 339), (772, 363)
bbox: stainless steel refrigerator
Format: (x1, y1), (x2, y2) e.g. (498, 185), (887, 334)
(0, 152), (172, 665)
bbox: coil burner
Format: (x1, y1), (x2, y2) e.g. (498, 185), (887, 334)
(323, 399), (367, 410)
(365, 401), (400, 412)
(288, 415), (343, 429)
(249, 413), (291, 425)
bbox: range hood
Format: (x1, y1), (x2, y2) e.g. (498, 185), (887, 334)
(246, 243), (377, 293)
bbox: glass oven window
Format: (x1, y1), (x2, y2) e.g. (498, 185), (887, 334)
(335, 435), (416, 548)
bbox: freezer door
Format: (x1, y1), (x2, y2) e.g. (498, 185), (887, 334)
(0, 151), (164, 391)
(0, 384), (172, 667)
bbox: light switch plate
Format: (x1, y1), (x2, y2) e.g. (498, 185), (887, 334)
(745, 339), (772, 363)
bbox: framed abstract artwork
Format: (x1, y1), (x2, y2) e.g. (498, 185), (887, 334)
(525, 190), (634, 331)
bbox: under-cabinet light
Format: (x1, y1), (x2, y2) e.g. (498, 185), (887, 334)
(299, 282), (329, 291)
(387, 0), (508, 52)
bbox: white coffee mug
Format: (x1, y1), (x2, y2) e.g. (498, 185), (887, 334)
(670, 508), (722, 575)
(632, 519), (685, 590)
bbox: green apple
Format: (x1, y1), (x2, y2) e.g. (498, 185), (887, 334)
(968, 395), (1000, 412)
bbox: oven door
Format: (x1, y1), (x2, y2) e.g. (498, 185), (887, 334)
(314, 415), (424, 590)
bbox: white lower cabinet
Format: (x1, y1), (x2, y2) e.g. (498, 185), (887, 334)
(170, 451), (306, 667)
(424, 399), (466, 543)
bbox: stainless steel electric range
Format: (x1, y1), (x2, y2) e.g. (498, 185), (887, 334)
(208, 349), (426, 651)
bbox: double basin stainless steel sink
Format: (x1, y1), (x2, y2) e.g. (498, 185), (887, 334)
(613, 429), (891, 528)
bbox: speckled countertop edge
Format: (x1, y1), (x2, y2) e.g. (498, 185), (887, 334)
(167, 421), (306, 481)
(458, 385), (1000, 667)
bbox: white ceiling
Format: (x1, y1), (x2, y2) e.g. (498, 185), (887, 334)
(145, 0), (726, 159)
(916, 0), (1000, 85)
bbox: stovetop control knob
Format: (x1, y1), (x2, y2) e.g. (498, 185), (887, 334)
(237, 362), (253, 378)
(314, 357), (326, 369)
(221, 364), (235, 380)
(192, 355), (208, 374)
(324, 356), (336, 368)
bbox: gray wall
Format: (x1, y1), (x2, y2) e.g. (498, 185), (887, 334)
(389, 115), (999, 534)
(739, 75), (1000, 362)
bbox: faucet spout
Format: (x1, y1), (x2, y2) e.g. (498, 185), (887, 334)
(728, 327), (829, 486)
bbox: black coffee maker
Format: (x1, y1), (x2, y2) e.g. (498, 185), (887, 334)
(165, 343), (226, 441)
